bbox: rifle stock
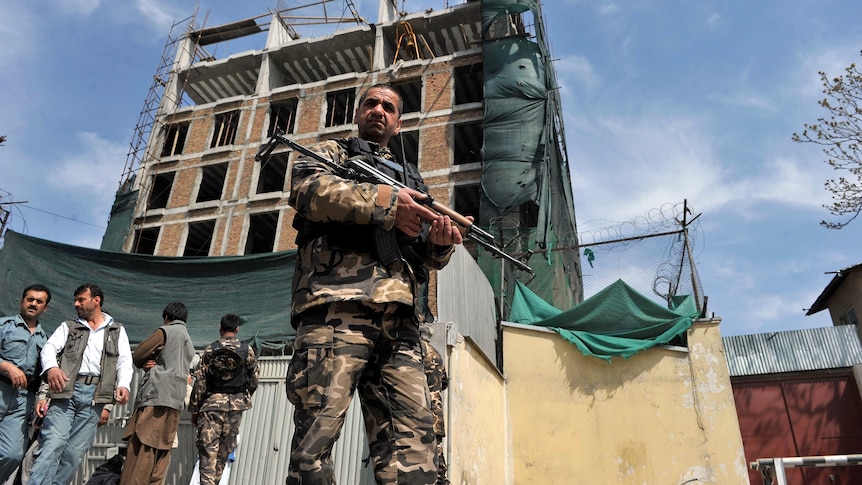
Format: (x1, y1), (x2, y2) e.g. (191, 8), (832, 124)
(257, 131), (534, 275)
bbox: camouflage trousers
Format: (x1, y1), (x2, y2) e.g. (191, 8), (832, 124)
(435, 438), (449, 485)
(196, 410), (243, 485)
(285, 301), (437, 485)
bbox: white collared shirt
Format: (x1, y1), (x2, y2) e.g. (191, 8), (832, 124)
(41, 313), (133, 390)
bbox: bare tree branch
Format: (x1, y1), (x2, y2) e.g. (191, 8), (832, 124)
(793, 50), (862, 229)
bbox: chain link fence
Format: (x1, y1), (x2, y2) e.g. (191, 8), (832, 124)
(577, 201), (706, 315)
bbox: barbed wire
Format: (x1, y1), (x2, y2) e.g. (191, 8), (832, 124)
(578, 201), (694, 245)
(578, 201), (706, 311)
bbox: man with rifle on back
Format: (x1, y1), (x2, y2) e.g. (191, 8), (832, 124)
(282, 83), (465, 485)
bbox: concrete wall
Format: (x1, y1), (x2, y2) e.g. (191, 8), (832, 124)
(444, 319), (749, 485)
(446, 333), (510, 485)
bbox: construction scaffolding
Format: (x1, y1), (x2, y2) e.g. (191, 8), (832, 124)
(117, 1), (369, 190)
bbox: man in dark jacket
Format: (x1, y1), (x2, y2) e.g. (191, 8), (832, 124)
(119, 302), (195, 485)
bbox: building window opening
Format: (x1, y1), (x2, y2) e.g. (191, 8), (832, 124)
(454, 184), (481, 256)
(131, 227), (160, 255)
(454, 184), (481, 220)
(388, 131), (419, 170)
(257, 153), (289, 194)
(210, 110), (240, 148)
(245, 211), (279, 254)
(196, 163), (228, 203)
(184, 220), (216, 257)
(161, 122), (190, 157)
(147, 172), (175, 210)
(268, 99), (298, 137)
(840, 307), (858, 326)
(391, 78), (422, 114)
(325, 88), (356, 128)
(454, 63), (483, 105)
(454, 121), (483, 165)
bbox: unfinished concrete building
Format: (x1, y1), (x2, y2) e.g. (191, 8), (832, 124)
(102, 0), (582, 317)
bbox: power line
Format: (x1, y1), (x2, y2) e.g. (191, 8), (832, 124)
(18, 204), (106, 229)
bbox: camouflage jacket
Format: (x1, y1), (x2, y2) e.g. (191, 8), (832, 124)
(288, 138), (454, 323)
(188, 337), (259, 413)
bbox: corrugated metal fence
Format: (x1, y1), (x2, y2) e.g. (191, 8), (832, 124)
(68, 246), (491, 485)
(72, 358), (376, 485)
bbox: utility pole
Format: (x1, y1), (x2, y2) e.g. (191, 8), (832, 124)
(0, 199), (28, 238)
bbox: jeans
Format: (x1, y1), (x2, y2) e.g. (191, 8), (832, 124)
(0, 379), (34, 481)
(28, 381), (104, 485)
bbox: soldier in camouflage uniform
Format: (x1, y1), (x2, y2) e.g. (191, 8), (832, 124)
(420, 325), (449, 485)
(189, 314), (259, 485)
(285, 83), (467, 485)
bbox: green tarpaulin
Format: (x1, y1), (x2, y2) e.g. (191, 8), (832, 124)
(0, 230), (296, 348)
(509, 279), (699, 362)
(476, 0), (582, 315)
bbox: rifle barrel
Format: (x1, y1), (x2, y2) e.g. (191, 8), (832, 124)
(257, 132), (533, 274)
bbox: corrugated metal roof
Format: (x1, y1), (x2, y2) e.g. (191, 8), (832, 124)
(723, 324), (862, 376)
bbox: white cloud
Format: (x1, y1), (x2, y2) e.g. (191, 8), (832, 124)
(134, 0), (179, 32)
(791, 44), (861, 103)
(709, 92), (773, 111)
(705, 13), (721, 29)
(595, 3), (621, 16)
(0, 4), (40, 67)
(570, 113), (726, 227)
(555, 55), (599, 92)
(46, 132), (127, 222)
(735, 157), (830, 210)
(55, 0), (102, 16)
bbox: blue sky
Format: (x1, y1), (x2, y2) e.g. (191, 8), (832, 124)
(2, 0), (862, 337)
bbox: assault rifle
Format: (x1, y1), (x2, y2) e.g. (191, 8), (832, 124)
(256, 130), (534, 275)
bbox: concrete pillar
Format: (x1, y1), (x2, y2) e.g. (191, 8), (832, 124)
(378, 0), (398, 24)
(158, 36), (195, 115)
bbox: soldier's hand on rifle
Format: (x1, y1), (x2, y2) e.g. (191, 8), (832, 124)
(395, 188), (439, 237)
(429, 215), (467, 246)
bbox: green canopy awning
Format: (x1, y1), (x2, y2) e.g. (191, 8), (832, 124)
(0, 230), (296, 348)
(510, 279), (699, 362)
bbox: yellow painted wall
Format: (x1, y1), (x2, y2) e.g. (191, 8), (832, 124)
(447, 335), (510, 485)
(503, 320), (748, 484)
(447, 319), (749, 484)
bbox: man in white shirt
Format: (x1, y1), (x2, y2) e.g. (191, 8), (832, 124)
(28, 283), (132, 485)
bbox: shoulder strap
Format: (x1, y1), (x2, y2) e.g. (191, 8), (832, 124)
(343, 137), (407, 181)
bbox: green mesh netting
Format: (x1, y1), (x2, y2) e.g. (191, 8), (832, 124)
(509, 279), (698, 362)
(478, 0), (583, 315)
(100, 185), (138, 251)
(0, 230), (296, 347)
